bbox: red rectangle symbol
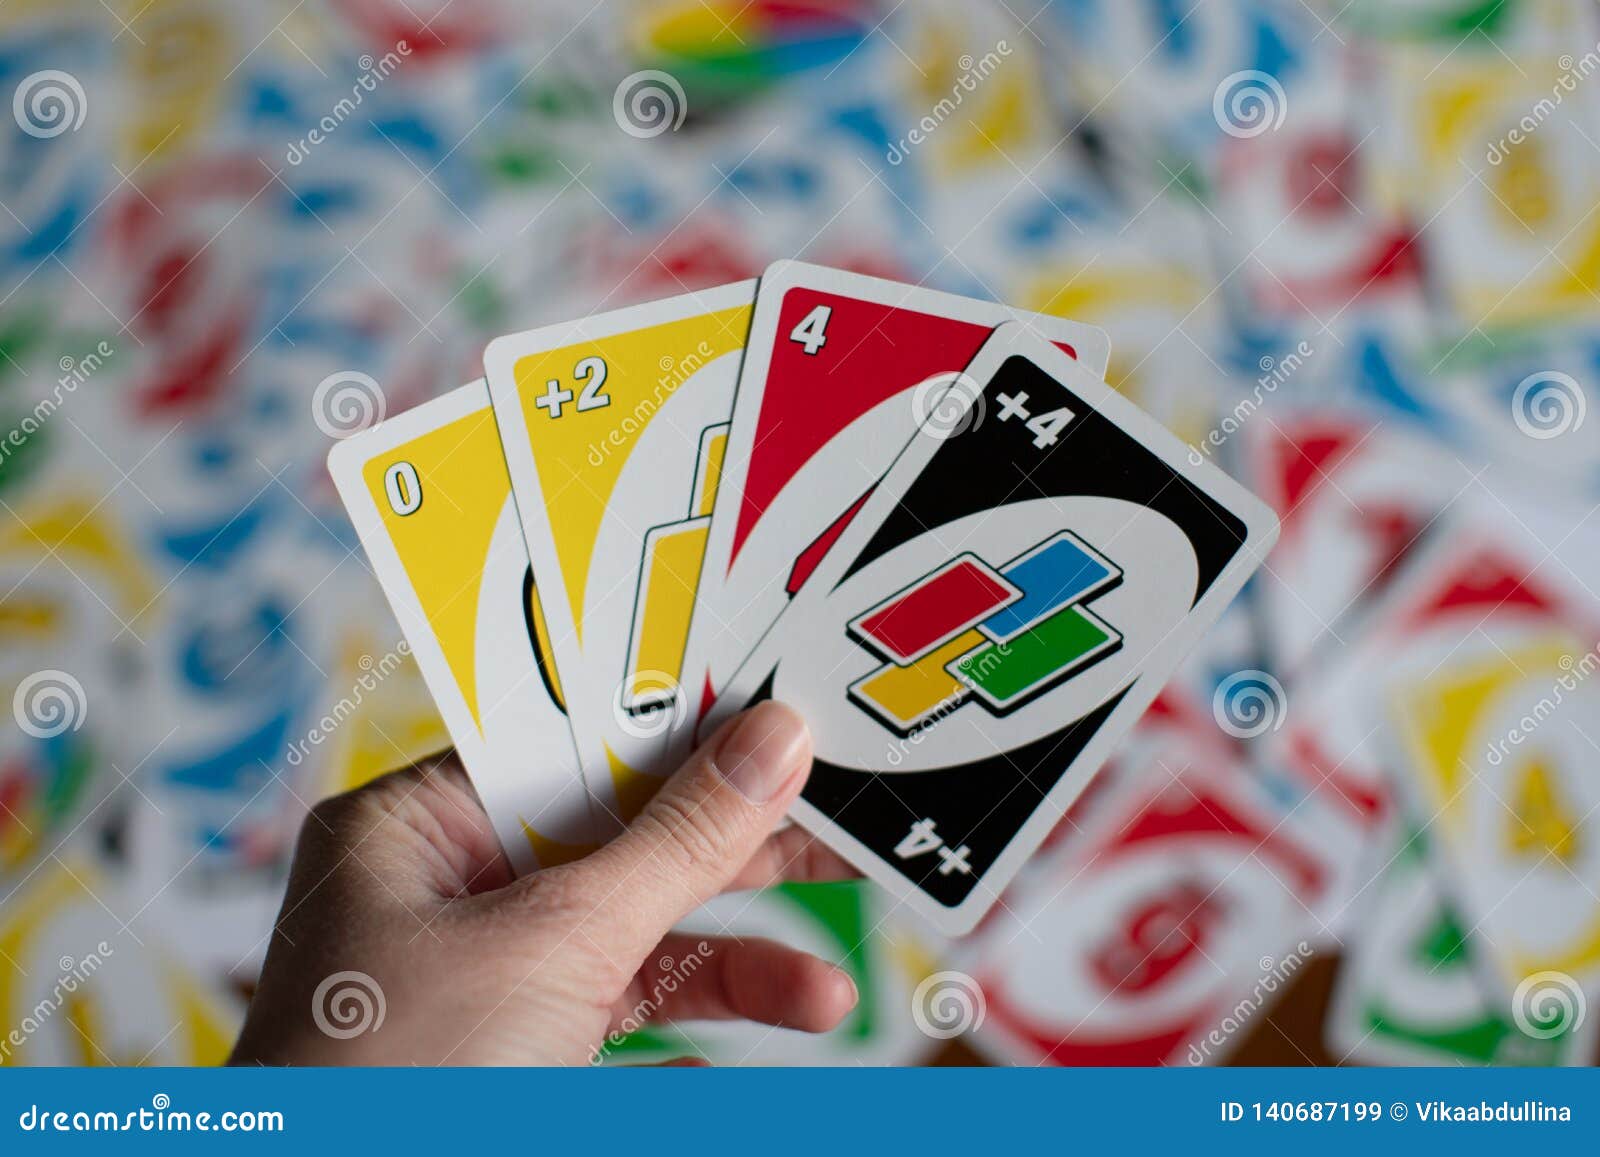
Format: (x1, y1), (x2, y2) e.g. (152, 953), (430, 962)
(848, 554), (1021, 666)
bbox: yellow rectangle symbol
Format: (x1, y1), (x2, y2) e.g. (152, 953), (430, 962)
(692, 424), (730, 518)
(848, 630), (984, 733)
(623, 516), (711, 710)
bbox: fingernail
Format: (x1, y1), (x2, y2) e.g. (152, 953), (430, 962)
(837, 967), (860, 1009)
(713, 701), (810, 803)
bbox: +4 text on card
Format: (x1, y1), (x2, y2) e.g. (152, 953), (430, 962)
(713, 321), (1278, 934)
(681, 260), (1112, 723)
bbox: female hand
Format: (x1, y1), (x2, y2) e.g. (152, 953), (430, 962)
(230, 702), (859, 1065)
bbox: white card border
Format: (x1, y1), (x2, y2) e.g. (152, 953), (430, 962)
(681, 258), (1113, 721)
(717, 320), (1279, 935)
(482, 281), (758, 816)
(327, 381), (592, 870)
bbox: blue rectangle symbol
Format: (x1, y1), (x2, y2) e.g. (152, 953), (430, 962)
(979, 530), (1120, 642)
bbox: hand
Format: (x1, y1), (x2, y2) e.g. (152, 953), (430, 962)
(230, 702), (860, 1065)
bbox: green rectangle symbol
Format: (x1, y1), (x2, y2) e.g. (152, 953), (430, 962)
(947, 604), (1120, 711)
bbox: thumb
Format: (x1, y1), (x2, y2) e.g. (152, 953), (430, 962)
(559, 700), (813, 968)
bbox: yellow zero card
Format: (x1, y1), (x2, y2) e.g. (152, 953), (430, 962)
(328, 381), (597, 870)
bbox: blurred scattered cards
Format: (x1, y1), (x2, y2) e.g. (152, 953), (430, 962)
(5, 0), (1600, 1066)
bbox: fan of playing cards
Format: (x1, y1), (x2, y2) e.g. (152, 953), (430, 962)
(329, 261), (1278, 934)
